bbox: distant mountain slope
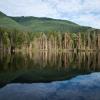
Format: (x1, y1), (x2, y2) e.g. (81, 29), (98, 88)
(0, 11), (28, 31)
(11, 16), (93, 33)
(0, 11), (95, 33)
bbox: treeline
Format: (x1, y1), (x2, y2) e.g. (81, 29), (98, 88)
(0, 27), (100, 53)
(0, 27), (34, 53)
(32, 31), (100, 51)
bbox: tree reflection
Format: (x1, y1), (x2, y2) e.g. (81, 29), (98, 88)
(0, 51), (100, 87)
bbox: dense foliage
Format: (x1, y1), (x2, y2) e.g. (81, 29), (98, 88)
(0, 11), (100, 53)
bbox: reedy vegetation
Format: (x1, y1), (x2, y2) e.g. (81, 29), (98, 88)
(0, 27), (100, 53)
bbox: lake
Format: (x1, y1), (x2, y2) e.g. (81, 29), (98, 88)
(0, 51), (100, 100)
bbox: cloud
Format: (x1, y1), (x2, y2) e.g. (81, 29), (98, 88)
(43, 0), (100, 28)
(72, 14), (100, 28)
(0, 0), (57, 17)
(0, 0), (100, 28)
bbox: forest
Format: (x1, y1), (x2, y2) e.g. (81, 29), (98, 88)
(0, 27), (100, 53)
(1, 11), (100, 53)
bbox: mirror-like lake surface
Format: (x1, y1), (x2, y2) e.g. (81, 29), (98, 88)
(0, 52), (100, 87)
(0, 51), (100, 100)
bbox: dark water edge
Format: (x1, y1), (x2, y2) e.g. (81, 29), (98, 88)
(0, 72), (100, 100)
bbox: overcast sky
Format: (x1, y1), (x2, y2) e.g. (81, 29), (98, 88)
(0, 0), (100, 28)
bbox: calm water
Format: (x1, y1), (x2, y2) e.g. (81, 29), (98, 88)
(0, 51), (100, 87)
(0, 51), (100, 100)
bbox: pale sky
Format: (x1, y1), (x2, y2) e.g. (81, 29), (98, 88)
(0, 0), (100, 29)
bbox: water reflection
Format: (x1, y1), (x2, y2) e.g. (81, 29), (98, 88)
(0, 51), (100, 87)
(0, 73), (100, 100)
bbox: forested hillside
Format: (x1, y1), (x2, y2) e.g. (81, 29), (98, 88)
(0, 11), (94, 33)
(0, 11), (100, 53)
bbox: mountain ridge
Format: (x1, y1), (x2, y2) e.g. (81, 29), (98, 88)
(0, 11), (96, 33)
